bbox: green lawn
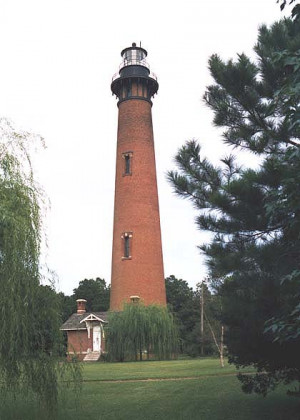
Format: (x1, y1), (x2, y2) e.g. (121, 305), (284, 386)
(2, 358), (300, 420)
(82, 357), (241, 381)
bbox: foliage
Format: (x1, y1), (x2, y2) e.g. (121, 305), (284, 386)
(278, 0), (300, 21)
(166, 275), (194, 314)
(56, 278), (110, 326)
(0, 118), (81, 418)
(168, 18), (300, 395)
(106, 303), (178, 361)
(165, 275), (222, 357)
(165, 275), (198, 355)
(57, 292), (77, 323)
(73, 277), (110, 312)
(196, 281), (224, 358)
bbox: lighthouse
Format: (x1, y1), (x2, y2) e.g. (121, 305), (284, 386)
(110, 43), (166, 310)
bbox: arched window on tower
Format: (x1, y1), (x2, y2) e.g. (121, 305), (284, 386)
(124, 235), (130, 258)
(121, 232), (133, 259)
(122, 152), (133, 176)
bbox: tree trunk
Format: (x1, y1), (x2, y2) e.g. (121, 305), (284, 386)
(220, 325), (224, 368)
(204, 312), (224, 368)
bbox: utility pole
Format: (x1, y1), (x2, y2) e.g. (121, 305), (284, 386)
(200, 281), (204, 356)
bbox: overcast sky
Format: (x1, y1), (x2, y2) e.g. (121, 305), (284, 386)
(0, 0), (288, 295)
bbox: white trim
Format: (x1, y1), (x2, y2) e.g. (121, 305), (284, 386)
(80, 313), (106, 323)
(93, 325), (101, 352)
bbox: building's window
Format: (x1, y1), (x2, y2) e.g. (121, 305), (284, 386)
(125, 155), (130, 174)
(130, 295), (140, 304)
(122, 232), (132, 259)
(122, 152), (133, 176)
(124, 235), (130, 257)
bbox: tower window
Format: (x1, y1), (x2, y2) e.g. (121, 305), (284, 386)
(122, 152), (133, 176)
(121, 232), (132, 259)
(125, 155), (130, 174)
(124, 236), (130, 258)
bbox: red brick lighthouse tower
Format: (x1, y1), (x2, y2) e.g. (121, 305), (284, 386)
(110, 43), (166, 311)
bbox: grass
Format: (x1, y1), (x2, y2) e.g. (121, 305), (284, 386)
(1, 358), (300, 420)
(82, 357), (242, 381)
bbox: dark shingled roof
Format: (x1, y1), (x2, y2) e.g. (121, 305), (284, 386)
(60, 312), (108, 331)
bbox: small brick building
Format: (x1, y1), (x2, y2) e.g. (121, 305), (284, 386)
(61, 299), (107, 361)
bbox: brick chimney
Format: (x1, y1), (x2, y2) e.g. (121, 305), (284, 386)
(76, 299), (87, 314)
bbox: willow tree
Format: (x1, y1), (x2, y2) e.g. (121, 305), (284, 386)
(0, 118), (81, 418)
(107, 303), (178, 361)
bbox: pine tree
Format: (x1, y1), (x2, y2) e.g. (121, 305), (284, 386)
(168, 18), (300, 395)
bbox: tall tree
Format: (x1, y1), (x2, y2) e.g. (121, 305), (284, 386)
(57, 292), (77, 322)
(168, 18), (300, 395)
(165, 275), (221, 356)
(165, 275), (198, 355)
(73, 277), (110, 312)
(0, 118), (80, 417)
(107, 303), (178, 362)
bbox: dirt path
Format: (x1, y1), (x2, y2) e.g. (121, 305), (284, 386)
(81, 372), (250, 384)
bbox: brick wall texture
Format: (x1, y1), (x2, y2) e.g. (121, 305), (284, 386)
(67, 326), (106, 360)
(67, 330), (93, 360)
(110, 98), (166, 310)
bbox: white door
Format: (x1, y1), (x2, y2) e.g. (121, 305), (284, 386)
(93, 325), (101, 352)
